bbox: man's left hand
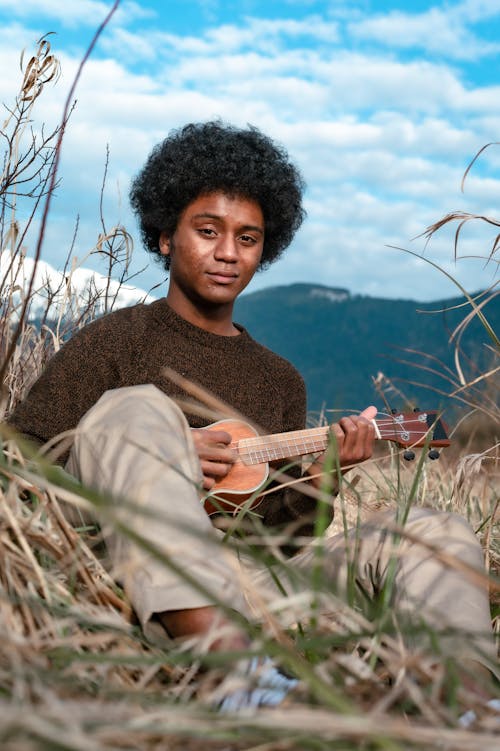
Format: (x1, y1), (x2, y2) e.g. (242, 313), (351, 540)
(306, 405), (377, 491)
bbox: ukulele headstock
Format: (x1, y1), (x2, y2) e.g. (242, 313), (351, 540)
(377, 410), (450, 449)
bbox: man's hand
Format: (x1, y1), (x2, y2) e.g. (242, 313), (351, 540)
(306, 405), (377, 491)
(191, 427), (235, 490)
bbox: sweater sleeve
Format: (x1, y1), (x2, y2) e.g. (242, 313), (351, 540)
(7, 316), (126, 458)
(259, 362), (334, 546)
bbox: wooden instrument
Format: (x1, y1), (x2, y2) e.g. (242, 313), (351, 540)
(202, 410), (450, 515)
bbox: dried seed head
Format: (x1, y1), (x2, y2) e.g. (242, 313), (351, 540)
(20, 35), (60, 103)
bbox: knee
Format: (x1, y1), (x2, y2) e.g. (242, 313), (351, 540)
(407, 507), (475, 538)
(406, 508), (483, 562)
(79, 384), (187, 437)
(70, 384), (201, 489)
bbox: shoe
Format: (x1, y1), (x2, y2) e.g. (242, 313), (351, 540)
(216, 656), (298, 714)
(458, 697), (500, 728)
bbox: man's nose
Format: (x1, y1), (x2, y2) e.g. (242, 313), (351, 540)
(214, 235), (238, 261)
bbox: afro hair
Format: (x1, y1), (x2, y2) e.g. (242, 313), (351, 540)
(129, 121), (305, 271)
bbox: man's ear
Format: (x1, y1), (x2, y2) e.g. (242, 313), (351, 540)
(159, 231), (170, 256)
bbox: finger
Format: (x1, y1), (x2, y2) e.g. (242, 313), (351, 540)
(191, 428), (232, 450)
(338, 416), (358, 439)
(359, 418), (375, 459)
(191, 430), (235, 463)
(356, 416), (376, 457)
(355, 408), (377, 459)
(198, 446), (235, 465)
(319, 424), (343, 469)
(338, 416), (360, 460)
(359, 405), (377, 421)
(202, 429), (232, 445)
(338, 416), (373, 463)
(329, 423), (345, 449)
(202, 475), (215, 491)
(200, 460), (233, 479)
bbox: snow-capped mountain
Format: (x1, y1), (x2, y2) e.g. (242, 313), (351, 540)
(0, 252), (157, 320)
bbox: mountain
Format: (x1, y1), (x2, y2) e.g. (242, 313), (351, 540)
(0, 253), (155, 320)
(234, 283), (499, 415)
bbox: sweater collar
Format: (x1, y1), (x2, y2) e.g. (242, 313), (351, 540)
(150, 298), (251, 349)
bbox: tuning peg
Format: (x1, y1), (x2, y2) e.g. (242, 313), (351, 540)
(428, 449), (440, 460)
(403, 450), (415, 461)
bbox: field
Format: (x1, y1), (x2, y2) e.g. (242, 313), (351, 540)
(0, 28), (499, 751)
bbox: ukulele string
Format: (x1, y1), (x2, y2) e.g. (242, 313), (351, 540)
(235, 417), (433, 464)
(237, 430), (330, 464)
(236, 418), (430, 449)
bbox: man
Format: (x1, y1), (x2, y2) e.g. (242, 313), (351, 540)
(8, 122), (498, 711)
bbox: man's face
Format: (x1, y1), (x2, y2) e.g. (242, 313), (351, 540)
(159, 192), (264, 315)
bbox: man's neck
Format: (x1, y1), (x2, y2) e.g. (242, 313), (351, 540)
(165, 291), (240, 336)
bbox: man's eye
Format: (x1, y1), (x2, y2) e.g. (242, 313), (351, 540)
(199, 228), (216, 236)
(240, 234), (256, 244)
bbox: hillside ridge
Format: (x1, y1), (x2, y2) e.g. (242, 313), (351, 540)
(234, 283), (498, 414)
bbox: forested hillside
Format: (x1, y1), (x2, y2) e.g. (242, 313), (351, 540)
(234, 283), (499, 416)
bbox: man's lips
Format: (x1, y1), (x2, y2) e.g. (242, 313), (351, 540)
(206, 271), (238, 284)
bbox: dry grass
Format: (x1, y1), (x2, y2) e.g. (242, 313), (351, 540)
(0, 442), (498, 750)
(0, 28), (499, 751)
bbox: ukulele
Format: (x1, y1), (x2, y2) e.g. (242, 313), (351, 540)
(202, 411), (450, 516)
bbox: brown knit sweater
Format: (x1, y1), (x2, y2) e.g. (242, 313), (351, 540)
(9, 299), (331, 535)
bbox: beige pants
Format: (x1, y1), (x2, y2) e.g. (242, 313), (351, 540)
(66, 384), (498, 673)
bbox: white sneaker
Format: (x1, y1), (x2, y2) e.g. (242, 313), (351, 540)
(458, 697), (500, 728)
(215, 657), (298, 714)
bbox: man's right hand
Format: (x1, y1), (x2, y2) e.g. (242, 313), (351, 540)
(191, 427), (235, 490)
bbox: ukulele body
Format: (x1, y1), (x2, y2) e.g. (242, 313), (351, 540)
(202, 419), (270, 515)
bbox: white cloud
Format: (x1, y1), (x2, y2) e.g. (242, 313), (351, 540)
(348, 5), (500, 60)
(206, 16), (340, 50)
(101, 15), (340, 61)
(145, 46), (499, 118)
(99, 16), (339, 62)
(455, 0), (500, 23)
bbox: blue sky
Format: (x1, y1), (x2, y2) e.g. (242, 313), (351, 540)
(1, 0), (500, 301)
